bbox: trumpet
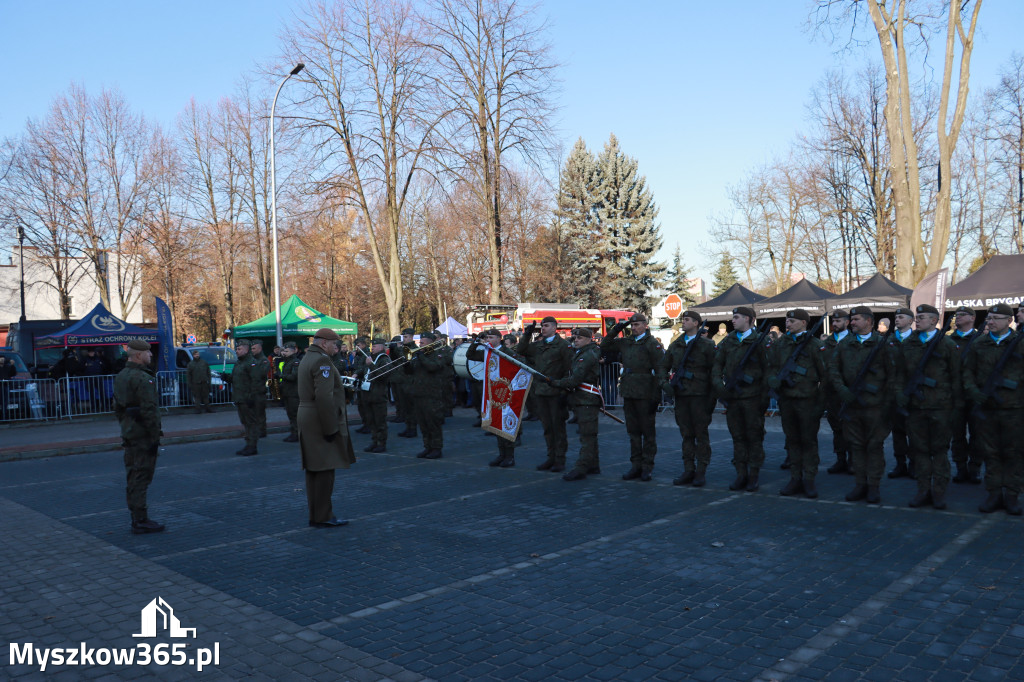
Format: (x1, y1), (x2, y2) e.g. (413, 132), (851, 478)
(368, 338), (445, 382)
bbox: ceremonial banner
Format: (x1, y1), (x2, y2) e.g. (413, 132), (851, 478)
(910, 268), (949, 319)
(155, 296), (175, 373)
(481, 347), (534, 441)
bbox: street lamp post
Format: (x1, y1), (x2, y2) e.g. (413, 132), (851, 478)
(269, 62), (305, 348)
(17, 224), (26, 323)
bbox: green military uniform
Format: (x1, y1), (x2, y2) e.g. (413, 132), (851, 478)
(828, 323), (899, 502)
(552, 339), (603, 479)
(897, 318), (960, 508)
(962, 308), (1024, 514)
(437, 340), (456, 418)
(394, 335), (418, 435)
(767, 316), (828, 496)
(888, 325), (914, 475)
(250, 349), (270, 437)
(279, 350), (303, 441)
(602, 323), (665, 477)
(657, 325), (717, 486)
(711, 317), (768, 491)
(361, 342), (392, 452)
(407, 334), (446, 457)
(231, 344), (265, 455)
(823, 326), (851, 474)
(949, 325), (983, 482)
(113, 346), (162, 531)
(186, 355), (211, 412)
(351, 340), (370, 432)
(517, 328), (574, 470)
(467, 340), (521, 467)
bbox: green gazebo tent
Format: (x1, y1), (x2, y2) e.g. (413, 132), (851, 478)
(232, 295), (357, 338)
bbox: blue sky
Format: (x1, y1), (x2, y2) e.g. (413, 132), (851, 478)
(2, 1), (1021, 280)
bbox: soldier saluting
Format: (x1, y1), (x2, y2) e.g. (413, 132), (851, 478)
(114, 339), (164, 534)
(517, 316), (574, 473)
(657, 310), (716, 487)
(962, 303), (1024, 515)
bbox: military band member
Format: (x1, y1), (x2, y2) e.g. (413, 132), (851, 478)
(552, 328), (603, 481)
(602, 313), (665, 481)
(297, 328), (354, 528)
(279, 342), (302, 442)
(824, 309), (852, 475)
(408, 331), (446, 459)
(352, 337), (371, 434)
(395, 328), (419, 437)
(768, 309), (827, 499)
(712, 306), (768, 492)
(517, 316), (574, 472)
(361, 338), (392, 453)
(963, 303), (1024, 515)
(828, 306), (899, 504)
(950, 306), (982, 484)
(469, 329), (519, 467)
(657, 310), (716, 487)
(897, 304), (960, 510)
(114, 339), (164, 534)
(887, 307), (915, 479)
(437, 334), (456, 419)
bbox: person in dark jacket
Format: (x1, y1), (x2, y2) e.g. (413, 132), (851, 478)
(186, 350), (212, 414)
(552, 328), (603, 481)
(517, 317), (574, 472)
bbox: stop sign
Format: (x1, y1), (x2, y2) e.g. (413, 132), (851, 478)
(664, 293), (684, 319)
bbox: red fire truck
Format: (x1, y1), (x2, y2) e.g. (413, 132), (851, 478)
(466, 303), (633, 337)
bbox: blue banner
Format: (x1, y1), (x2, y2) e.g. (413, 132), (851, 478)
(155, 297), (175, 372)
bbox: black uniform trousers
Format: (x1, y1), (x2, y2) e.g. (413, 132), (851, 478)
(624, 397), (658, 471)
(779, 397), (821, 482)
(535, 394), (568, 465)
(825, 394), (848, 457)
(672, 395), (712, 473)
(891, 411), (910, 467)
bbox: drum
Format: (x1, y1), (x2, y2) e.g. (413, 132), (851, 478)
(452, 344), (485, 380)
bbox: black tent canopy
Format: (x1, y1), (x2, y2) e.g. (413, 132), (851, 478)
(755, 278), (834, 317)
(945, 254), (1024, 310)
(689, 283), (767, 321)
(829, 273), (912, 313)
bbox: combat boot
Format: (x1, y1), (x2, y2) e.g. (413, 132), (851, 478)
(866, 485), (881, 504)
(283, 433), (299, 443)
(692, 469), (706, 487)
(827, 453), (848, 475)
(498, 455), (515, 468)
(803, 478), (818, 499)
(908, 490), (932, 508)
(489, 453), (505, 467)
(131, 519), (166, 535)
(622, 466), (642, 480)
(551, 463), (566, 473)
(845, 483), (868, 501)
(674, 470), (696, 486)
(423, 449), (443, 459)
(779, 478), (804, 496)
(398, 428), (418, 438)
(1004, 492), (1022, 516)
(745, 470), (760, 492)
(888, 462), (910, 479)
(978, 490), (1004, 513)
(952, 465), (970, 484)
(967, 465), (982, 485)
(562, 468), (586, 481)
(728, 466), (748, 491)
(537, 458), (555, 471)
(415, 448), (431, 458)
(931, 489), (947, 510)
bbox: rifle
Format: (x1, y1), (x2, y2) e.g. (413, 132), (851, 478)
(971, 329), (1024, 421)
(957, 329), (981, 361)
(721, 321), (771, 403)
(837, 328), (893, 420)
(770, 315), (826, 399)
(897, 328), (949, 415)
(668, 323), (706, 391)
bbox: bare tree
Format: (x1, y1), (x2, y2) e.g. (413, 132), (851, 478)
(990, 53), (1024, 252)
(283, 0), (442, 336)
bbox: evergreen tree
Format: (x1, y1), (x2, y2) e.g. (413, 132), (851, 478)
(555, 138), (603, 307)
(711, 252), (739, 297)
(666, 244), (696, 306)
(594, 134), (665, 313)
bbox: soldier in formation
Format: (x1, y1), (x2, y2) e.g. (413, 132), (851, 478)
(361, 338), (392, 453)
(887, 307), (915, 479)
(408, 331), (447, 459)
(278, 342), (303, 443)
(517, 316), (573, 472)
(824, 309), (851, 475)
(550, 328), (603, 481)
(186, 349), (212, 414)
(950, 306), (982, 484)
(468, 328), (520, 468)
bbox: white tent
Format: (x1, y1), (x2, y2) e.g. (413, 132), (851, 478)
(435, 316), (469, 338)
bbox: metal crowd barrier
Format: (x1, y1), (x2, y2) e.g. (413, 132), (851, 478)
(0, 378), (53, 423)
(155, 370), (234, 409)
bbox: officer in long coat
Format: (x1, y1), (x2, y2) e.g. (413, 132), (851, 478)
(114, 339), (164, 534)
(186, 350), (212, 413)
(297, 328), (355, 528)
(657, 310), (717, 487)
(602, 312), (665, 481)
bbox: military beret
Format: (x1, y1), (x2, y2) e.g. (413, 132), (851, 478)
(954, 305), (975, 315)
(371, 337), (388, 345)
(681, 310), (702, 324)
(484, 327), (502, 337)
(915, 304), (940, 316)
(284, 341), (297, 349)
(354, 336), (369, 345)
(849, 306), (875, 319)
(235, 339), (250, 347)
(127, 339), (151, 351)
(786, 309), (810, 322)
(313, 328), (340, 341)
(894, 308), (913, 317)
(402, 328), (415, 335)
(541, 316), (558, 325)
(250, 339), (263, 346)
(576, 327), (593, 338)
(629, 313), (648, 323)
(989, 303), (1013, 317)
(421, 331), (437, 341)
(829, 308), (850, 319)
(732, 306), (755, 320)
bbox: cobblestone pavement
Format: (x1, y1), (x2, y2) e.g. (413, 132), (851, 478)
(3, 407), (1024, 680)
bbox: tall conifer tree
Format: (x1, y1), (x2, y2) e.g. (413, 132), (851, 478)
(711, 252), (739, 297)
(667, 244), (696, 306)
(555, 138), (603, 307)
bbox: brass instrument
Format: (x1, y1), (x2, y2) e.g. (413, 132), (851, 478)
(366, 338), (445, 382)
